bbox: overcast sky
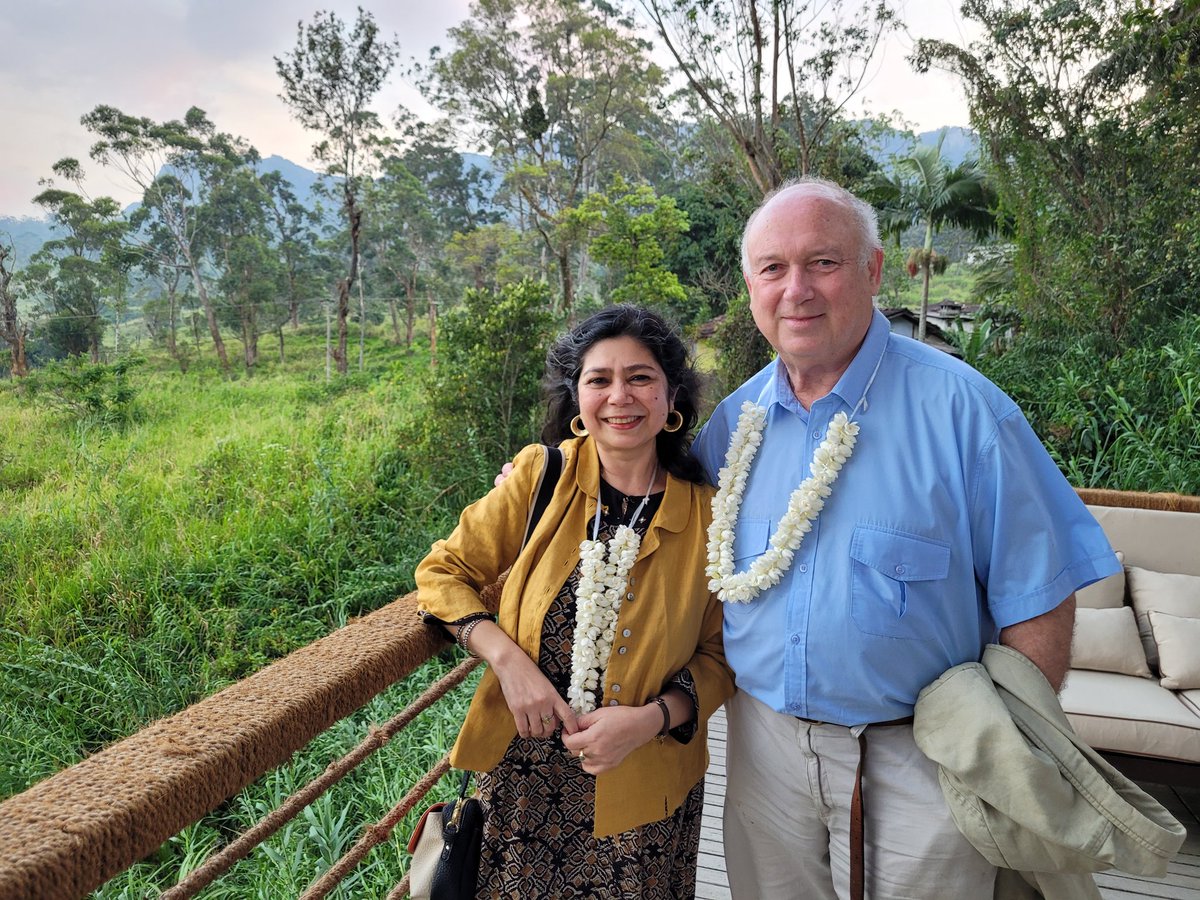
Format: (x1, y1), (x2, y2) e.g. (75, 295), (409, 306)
(0, 0), (977, 219)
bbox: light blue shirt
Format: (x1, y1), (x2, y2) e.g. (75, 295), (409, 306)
(694, 310), (1120, 725)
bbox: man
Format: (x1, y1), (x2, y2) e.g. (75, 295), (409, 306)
(692, 178), (1120, 898)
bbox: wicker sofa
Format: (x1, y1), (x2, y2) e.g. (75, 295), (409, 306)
(1058, 490), (1200, 787)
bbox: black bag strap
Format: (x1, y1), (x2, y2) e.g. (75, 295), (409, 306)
(457, 768), (472, 798)
(521, 445), (562, 550)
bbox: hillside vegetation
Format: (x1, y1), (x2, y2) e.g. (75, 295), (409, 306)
(0, 327), (488, 896)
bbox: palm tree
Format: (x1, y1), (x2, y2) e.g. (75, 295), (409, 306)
(869, 130), (997, 342)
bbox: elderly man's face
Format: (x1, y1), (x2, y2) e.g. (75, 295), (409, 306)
(743, 192), (882, 387)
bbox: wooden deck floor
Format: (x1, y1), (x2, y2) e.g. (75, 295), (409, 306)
(697, 707), (1200, 899)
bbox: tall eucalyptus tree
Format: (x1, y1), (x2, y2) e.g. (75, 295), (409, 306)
(424, 0), (666, 316)
(276, 7), (397, 374)
(639, 0), (897, 194)
(83, 105), (253, 372)
(28, 159), (130, 362)
(0, 241), (28, 376)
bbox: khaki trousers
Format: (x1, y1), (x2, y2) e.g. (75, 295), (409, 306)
(723, 689), (996, 899)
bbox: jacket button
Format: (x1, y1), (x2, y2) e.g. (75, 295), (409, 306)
(609, 700), (619, 706)
(618, 646), (627, 655)
(611, 683), (621, 693)
(622, 628), (632, 637)
(626, 592), (635, 601)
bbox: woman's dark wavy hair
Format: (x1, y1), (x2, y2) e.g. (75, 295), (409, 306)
(541, 304), (706, 484)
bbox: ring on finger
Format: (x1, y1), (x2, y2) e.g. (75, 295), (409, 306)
(540, 714), (554, 726)
(578, 750), (586, 761)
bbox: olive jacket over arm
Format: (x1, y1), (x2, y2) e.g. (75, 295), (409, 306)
(914, 644), (1185, 900)
(416, 438), (733, 837)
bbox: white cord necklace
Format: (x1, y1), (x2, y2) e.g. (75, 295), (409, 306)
(568, 465), (656, 714)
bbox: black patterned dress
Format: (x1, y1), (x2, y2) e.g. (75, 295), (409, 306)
(474, 480), (704, 899)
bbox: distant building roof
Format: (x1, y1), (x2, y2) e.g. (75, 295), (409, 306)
(878, 307), (962, 358)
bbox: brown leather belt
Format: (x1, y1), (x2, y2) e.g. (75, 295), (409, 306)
(852, 717), (914, 900)
(795, 716), (915, 900)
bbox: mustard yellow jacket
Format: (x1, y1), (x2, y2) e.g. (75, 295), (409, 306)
(416, 438), (733, 837)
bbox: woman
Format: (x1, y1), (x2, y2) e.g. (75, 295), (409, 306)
(416, 305), (733, 898)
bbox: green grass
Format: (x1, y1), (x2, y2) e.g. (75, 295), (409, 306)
(0, 324), (487, 895)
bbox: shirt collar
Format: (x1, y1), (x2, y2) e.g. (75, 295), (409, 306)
(762, 308), (891, 416)
(828, 309), (890, 414)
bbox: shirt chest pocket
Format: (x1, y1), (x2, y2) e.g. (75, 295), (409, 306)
(732, 518), (771, 563)
(850, 526), (951, 640)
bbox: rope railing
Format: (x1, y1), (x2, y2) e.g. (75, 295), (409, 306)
(1075, 487), (1200, 513)
(161, 658), (480, 900)
(0, 589), (469, 900)
(304, 753), (454, 900)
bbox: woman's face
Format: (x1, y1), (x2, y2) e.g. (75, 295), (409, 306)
(577, 335), (671, 462)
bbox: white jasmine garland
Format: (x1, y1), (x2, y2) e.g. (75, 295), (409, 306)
(706, 402), (859, 603)
(567, 464), (657, 715)
(567, 523), (641, 714)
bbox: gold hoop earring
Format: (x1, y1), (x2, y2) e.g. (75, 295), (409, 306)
(570, 415), (589, 437)
(662, 410), (684, 433)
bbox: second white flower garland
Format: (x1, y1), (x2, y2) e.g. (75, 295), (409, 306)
(567, 466), (656, 715)
(705, 401), (859, 603)
(567, 523), (641, 714)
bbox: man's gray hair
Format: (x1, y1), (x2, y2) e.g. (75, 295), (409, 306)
(740, 177), (882, 275)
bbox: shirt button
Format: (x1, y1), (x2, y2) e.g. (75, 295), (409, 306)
(618, 646), (628, 655)
(622, 628), (632, 637)
(895, 565), (906, 575)
(790, 634), (801, 644)
(611, 683), (621, 693)
(798, 563), (809, 573)
(812, 430), (821, 439)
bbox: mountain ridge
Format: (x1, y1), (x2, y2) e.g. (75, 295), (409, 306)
(1, 129), (975, 263)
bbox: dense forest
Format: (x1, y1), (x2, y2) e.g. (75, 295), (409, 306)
(2, 0), (1199, 895)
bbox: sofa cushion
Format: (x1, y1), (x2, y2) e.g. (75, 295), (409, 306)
(1148, 610), (1200, 690)
(1180, 690), (1200, 718)
(1086, 505), (1200, 576)
(1075, 550), (1125, 609)
(1127, 566), (1200, 669)
(1060, 669), (1200, 764)
(1070, 607), (1151, 677)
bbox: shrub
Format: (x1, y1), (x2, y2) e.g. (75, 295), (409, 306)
(18, 355), (144, 428)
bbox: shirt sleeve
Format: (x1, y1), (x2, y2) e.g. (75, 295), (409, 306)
(970, 409), (1121, 629)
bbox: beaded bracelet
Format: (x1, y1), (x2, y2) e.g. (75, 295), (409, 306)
(651, 695), (671, 742)
(456, 618), (484, 657)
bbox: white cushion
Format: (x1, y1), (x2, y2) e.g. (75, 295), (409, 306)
(1075, 551), (1125, 609)
(1148, 610), (1200, 690)
(1127, 566), (1200, 669)
(1070, 606), (1151, 677)
(1180, 690), (1200, 718)
(1087, 505), (1200, 576)
(1060, 669), (1200, 764)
